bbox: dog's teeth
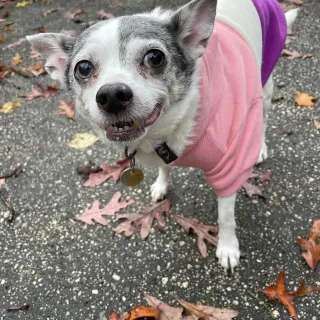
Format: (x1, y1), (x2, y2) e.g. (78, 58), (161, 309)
(124, 126), (129, 131)
(118, 128), (123, 132)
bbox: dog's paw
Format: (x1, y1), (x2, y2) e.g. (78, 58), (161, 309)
(216, 231), (240, 273)
(257, 141), (268, 164)
(150, 180), (169, 202)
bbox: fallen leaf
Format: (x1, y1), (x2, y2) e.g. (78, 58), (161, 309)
(288, 0), (303, 4)
(0, 178), (5, 189)
(109, 2), (124, 8)
(261, 269), (320, 320)
(144, 294), (184, 320)
(295, 91), (316, 107)
(83, 160), (129, 187)
(60, 29), (77, 36)
(7, 304), (29, 312)
(114, 199), (170, 240)
(282, 49), (313, 60)
(127, 305), (158, 320)
(77, 160), (102, 175)
(0, 35), (4, 41)
(43, 7), (62, 16)
(296, 219), (320, 271)
(175, 215), (218, 258)
(2, 37), (26, 50)
(243, 181), (265, 198)
(29, 47), (42, 59)
(68, 133), (99, 149)
(75, 191), (134, 225)
(19, 87), (44, 100)
(58, 100), (75, 120)
(16, 0), (32, 7)
(10, 53), (22, 66)
(96, 9), (114, 20)
(314, 120), (320, 129)
(109, 310), (118, 320)
(177, 298), (239, 320)
(22, 63), (45, 76)
(0, 101), (21, 114)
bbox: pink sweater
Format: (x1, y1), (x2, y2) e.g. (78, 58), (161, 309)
(174, 21), (263, 197)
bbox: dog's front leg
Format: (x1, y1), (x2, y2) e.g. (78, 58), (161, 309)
(216, 192), (240, 272)
(150, 166), (171, 202)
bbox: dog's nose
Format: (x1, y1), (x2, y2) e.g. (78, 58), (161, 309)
(96, 83), (133, 114)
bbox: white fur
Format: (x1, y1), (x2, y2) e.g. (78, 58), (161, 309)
(151, 166), (171, 202)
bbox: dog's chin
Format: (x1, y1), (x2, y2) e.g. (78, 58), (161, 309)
(104, 104), (163, 142)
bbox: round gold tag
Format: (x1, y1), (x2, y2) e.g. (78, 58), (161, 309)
(120, 168), (144, 186)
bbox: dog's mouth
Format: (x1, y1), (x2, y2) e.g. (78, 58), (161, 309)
(105, 104), (163, 141)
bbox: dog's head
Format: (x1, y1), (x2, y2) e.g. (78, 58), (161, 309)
(27, 0), (217, 153)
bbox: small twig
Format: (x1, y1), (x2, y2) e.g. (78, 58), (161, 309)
(247, 291), (276, 320)
(0, 192), (15, 222)
(7, 304), (29, 312)
(0, 164), (22, 179)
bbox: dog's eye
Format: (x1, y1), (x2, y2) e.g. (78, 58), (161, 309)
(144, 49), (165, 69)
(74, 60), (94, 79)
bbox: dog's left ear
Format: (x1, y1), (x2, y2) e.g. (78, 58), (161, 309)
(169, 0), (217, 59)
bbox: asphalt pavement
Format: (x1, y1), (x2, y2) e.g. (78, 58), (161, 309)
(0, 0), (320, 319)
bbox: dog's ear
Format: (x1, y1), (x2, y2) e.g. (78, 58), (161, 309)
(169, 0), (217, 59)
(26, 33), (76, 88)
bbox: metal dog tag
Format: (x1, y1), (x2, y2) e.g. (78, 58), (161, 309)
(120, 168), (144, 186)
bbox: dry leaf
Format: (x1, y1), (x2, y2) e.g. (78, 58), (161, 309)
(127, 305), (158, 320)
(16, 0), (32, 7)
(75, 191), (134, 225)
(22, 63), (45, 76)
(20, 84), (58, 100)
(296, 219), (320, 271)
(177, 298), (239, 320)
(109, 2), (124, 8)
(282, 49), (313, 60)
(96, 9), (114, 20)
(83, 160), (129, 187)
(58, 100), (75, 120)
(0, 178), (5, 189)
(10, 53), (22, 66)
(43, 7), (62, 16)
(0, 35), (4, 42)
(314, 120), (320, 129)
(114, 199), (170, 240)
(2, 37), (26, 50)
(144, 294), (184, 320)
(295, 91), (316, 107)
(68, 133), (99, 149)
(0, 101), (21, 114)
(261, 269), (320, 320)
(175, 215), (218, 258)
(29, 47), (42, 59)
(243, 181), (265, 198)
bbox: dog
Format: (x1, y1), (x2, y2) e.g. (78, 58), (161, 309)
(27, 0), (292, 271)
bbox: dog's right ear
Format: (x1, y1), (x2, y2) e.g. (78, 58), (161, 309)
(26, 33), (76, 88)
(169, 0), (217, 59)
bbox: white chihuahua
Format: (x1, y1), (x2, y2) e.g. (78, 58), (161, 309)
(27, 0), (293, 271)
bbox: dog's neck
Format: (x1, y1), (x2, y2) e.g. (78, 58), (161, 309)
(134, 60), (202, 168)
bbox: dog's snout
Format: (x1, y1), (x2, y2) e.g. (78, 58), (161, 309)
(96, 83), (133, 114)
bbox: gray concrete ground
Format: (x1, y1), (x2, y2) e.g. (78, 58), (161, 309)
(1, 0), (320, 319)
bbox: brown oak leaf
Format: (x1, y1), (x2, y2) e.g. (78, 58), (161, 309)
(74, 191), (134, 225)
(282, 49), (313, 60)
(58, 100), (75, 120)
(175, 215), (218, 258)
(83, 160), (129, 187)
(144, 294), (183, 320)
(114, 199), (170, 240)
(20, 84), (59, 100)
(177, 298), (239, 320)
(296, 219), (320, 271)
(295, 91), (316, 107)
(261, 269), (320, 320)
(10, 53), (22, 66)
(243, 181), (265, 198)
(96, 9), (114, 20)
